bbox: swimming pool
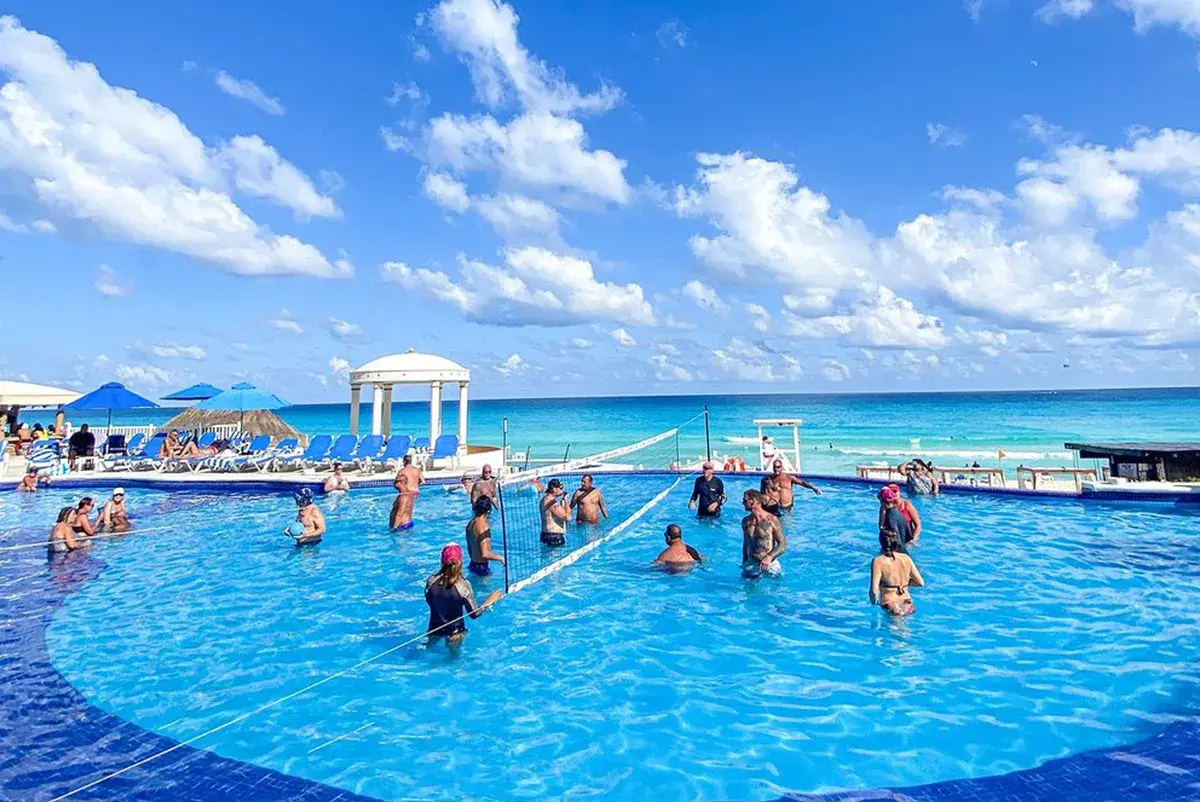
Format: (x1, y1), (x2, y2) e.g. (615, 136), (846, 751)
(7, 475), (1200, 800)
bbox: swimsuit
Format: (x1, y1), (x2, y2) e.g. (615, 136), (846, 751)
(468, 560), (491, 576)
(742, 559), (782, 579)
(540, 531), (566, 547)
(394, 521), (414, 531)
(425, 573), (477, 637)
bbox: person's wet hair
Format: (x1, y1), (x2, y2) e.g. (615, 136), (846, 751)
(665, 523), (682, 541)
(56, 507), (73, 524)
(743, 489), (763, 505)
(473, 496), (493, 516)
(77, 497), (93, 509)
(880, 527), (902, 557)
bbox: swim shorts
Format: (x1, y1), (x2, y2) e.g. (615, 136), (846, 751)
(540, 531), (566, 547)
(741, 559), (783, 579)
(468, 560), (491, 576)
(393, 521), (414, 531)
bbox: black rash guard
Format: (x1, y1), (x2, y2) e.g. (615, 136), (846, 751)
(424, 572), (479, 636)
(690, 475), (726, 518)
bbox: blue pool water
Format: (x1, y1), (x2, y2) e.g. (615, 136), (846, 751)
(12, 476), (1200, 800)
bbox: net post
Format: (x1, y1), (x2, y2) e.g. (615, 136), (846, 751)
(704, 405), (711, 461)
(498, 483), (511, 593)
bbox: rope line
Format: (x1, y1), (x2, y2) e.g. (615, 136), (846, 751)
(499, 428), (679, 487)
(0, 525), (174, 552)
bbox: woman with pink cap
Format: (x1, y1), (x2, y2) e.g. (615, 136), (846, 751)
(877, 484), (921, 550)
(425, 543), (503, 643)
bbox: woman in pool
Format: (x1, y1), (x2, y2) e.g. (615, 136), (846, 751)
(284, 488), (325, 546)
(869, 528), (925, 616)
(68, 497), (97, 538)
(99, 487), (131, 533)
(390, 473), (416, 530)
(899, 459), (939, 496)
(323, 462), (350, 494)
(465, 496), (505, 576)
(425, 543), (503, 644)
(877, 484), (920, 547)
(48, 507), (88, 554)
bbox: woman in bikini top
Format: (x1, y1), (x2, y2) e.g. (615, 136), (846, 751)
(869, 528), (925, 616)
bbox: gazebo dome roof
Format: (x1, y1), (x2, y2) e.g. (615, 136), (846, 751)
(349, 350), (470, 385)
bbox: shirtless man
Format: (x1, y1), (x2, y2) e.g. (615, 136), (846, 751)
(569, 474), (609, 524)
(448, 472), (474, 496)
(465, 496), (505, 576)
(323, 462), (350, 494)
(395, 455), (424, 498)
(390, 473), (417, 531)
(760, 459), (821, 515)
(653, 523), (704, 572)
(99, 487), (131, 533)
(741, 490), (786, 579)
(539, 478), (570, 547)
(285, 488), (326, 546)
(470, 464), (498, 507)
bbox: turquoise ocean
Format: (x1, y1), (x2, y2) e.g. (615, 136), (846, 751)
(26, 387), (1200, 477)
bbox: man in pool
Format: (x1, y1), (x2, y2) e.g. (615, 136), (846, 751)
(99, 487), (131, 533)
(654, 523), (704, 571)
(470, 464), (498, 507)
(17, 466), (48, 492)
(760, 459), (821, 515)
(448, 472), (474, 496)
(741, 490), (786, 579)
(285, 488), (325, 546)
(394, 454), (424, 500)
(465, 496), (505, 576)
(540, 478), (570, 546)
(689, 462), (726, 518)
(323, 462), (350, 494)
(390, 473), (416, 530)
(570, 474), (609, 524)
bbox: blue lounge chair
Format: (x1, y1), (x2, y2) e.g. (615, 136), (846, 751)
(368, 434), (412, 473)
(413, 436), (431, 452)
(274, 434), (332, 471)
(100, 434), (126, 456)
(107, 434), (167, 472)
(27, 441), (61, 474)
(162, 432), (218, 472)
(316, 434), (358, 470)
(349, 434), (384, 472)
(208, 434), (272, 472)
(429, 434), (460, 467)
(122, 432), (146, 456)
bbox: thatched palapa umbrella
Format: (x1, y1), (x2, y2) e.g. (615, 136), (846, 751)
(162, 408), (305, 444)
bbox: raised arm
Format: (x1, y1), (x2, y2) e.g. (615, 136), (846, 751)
(569, 490), (582, 510)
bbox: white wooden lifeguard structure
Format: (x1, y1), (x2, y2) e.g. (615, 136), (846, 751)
(348, 350), (470, 445)
(754, 418), (803, 472)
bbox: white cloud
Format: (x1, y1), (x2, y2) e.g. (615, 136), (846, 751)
(328, 318), (362, 340)
(821, 358), (851, 382)
(413, 42), (432, 61)
(0, 211), (53, 233)
(1016, 142), (1140, 225)
(1118, 0), (1200, 37)
(942, 186), (1006, 211)
(473, 192), (559, 235)
(150, 343), (206, 360)
(426, 112), (631, 203)
(329, 356), (350, 375)
(745, 303), (772, 332)
(429, 0), (622, 115)
(654, 341), (681, 357)
(711, 338), (801, 382)
(610, 327), (637, 347)
(927, 122), (967, 149)
(493, 353), (528, 375)
(656, 20), (690, 49)
(954, 326), (1010, 357)
(681, 279), (727, 312)
(311, 372), (329, 387)
(214, 70), (285, 115)
(382, 247), (655, 327)
(318, 169), (345, 195)
(423, 171), (472, 212)
(115, 363), (170, 389)
(270, 311), (303, 334)
(0, 18), (348, 278)
(649, 353), (693, 381)
(381, 126), (412, 153)
(386, 81), (425, 106)
(215, 135), (339, 219)
(569, 337), (592, 349)
(782, 285), (948, 349)
(94, 265), (127, 298)
(31, 218), (54, 233)
(1036, 0), (1095, 23)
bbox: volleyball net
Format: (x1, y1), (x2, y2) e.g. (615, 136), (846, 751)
(495, 422), (698, 592)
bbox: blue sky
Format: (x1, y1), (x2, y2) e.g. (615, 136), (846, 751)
(2, 0), (1200, 402)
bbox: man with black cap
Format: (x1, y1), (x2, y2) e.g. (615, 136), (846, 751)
(539, 478), (570, 546)
(285, 487), (325, 546)
(688, 461), (726, 518)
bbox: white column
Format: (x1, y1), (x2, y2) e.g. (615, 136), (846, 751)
(381, 384), (393, 436)
(429, 381), (443, 442)
(348, 386), (361, 436)
(371, 384), (383, 436)
(457, 382), (469, 447)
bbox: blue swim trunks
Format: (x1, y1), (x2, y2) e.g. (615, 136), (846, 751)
(468, 560), (491, 576)
(394, 521), (414, 531)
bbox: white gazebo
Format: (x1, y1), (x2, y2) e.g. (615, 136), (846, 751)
(348, 350), (471, 445)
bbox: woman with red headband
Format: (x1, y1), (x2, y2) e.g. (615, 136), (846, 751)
(425, 543), (503, 644)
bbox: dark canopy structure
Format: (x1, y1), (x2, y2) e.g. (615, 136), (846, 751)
(1065, 442), (1200, 482)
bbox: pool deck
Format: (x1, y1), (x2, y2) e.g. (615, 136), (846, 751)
(5, 473), (1200, 800)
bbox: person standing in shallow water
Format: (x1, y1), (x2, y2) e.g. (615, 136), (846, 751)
(390, 473), (416, 531)
(540, 478), (570, 546)
(570, 474), (608, 524)
(870, 528), (925, 616)
(760, 459), (821, 515)
(741, 490), (785, 579)
(689, 462), (726, 518)
(465, 496), (505, 576)
(286, 488), (325, 546)
(48, 507), (88, 555)
(425, 543), (503, 645)
(654, 524), (704, 571)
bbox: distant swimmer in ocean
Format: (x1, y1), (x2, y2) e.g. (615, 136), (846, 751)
(688, 461), (726, 518)
(877, 485), (919, 548)
(654, 523), (704, 572)
(323, 462), (350, 494)
(285, 488), (325, 546)
(760, 459), (821, 515)
(540, 478), (570, 546)
(425, 544), (504, 646)
(465, 496), (505, 576)
(390, 473), (416, 531)
(570, 474), (609, 524)
(99, 488), (131, 533)
(470, 464), (499, 507)
(869, 528), (925, 616)
(48, 507), (88, 555)
(741, 490), (786, 579)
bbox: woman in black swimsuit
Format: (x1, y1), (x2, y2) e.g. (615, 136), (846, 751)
(425, 544), (503, 644)
(465, 496), (505, 577)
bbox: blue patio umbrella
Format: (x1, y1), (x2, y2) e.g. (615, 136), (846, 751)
(196, 381), (288, 427)
(64, 381), (160, 431)
(162, 382), (224, 402)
